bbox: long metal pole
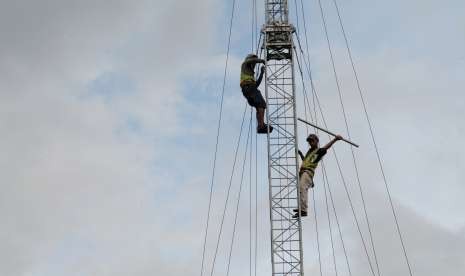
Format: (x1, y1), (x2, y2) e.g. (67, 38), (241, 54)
(298, 118), (359, 148)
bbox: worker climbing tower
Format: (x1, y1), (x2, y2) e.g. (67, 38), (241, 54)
(262, 1), (303, 275)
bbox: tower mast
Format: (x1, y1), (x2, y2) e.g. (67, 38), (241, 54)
(262, 1), (303, 276)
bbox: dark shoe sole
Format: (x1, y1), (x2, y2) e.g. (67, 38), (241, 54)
(257, 125), (274, 134)
(292, 212), (308, 219)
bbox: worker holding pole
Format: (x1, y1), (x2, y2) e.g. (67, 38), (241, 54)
(294, 118), (359, 218)
(292, 118), (358, 218)
(293, 133), (342, 219)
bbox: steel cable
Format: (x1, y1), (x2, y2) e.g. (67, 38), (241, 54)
(294, 30), (377, 276)
(210, 104), (248, 276)
(226, 110), (253, 276)
(331, 1), (413, 275)
(200, 0), (238, 275)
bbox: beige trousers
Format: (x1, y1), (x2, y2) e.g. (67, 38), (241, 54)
(299, 171), (314, 213)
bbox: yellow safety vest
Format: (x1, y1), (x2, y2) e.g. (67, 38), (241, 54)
(240, 71), (255, 85)
(300, 148), (320, 177)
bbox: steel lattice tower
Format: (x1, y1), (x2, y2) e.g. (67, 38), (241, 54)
(262, 1), (303, 276)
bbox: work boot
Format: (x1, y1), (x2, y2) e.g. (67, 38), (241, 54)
(257, 124), (273, 134)
(292, 211), (307, 219)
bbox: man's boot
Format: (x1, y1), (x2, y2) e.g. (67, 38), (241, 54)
(257, 124), (273, 134)
(292, 211), (307, 219)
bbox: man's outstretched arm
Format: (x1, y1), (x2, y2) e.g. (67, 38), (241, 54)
(322, 135), (343, 150)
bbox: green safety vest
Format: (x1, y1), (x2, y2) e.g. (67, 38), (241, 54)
(300, 148), (320, 177)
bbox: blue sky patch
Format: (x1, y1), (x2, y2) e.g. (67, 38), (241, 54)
(86, 71), (136, 103)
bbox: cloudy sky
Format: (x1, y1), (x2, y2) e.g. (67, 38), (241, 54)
(0, 0), (464, 275)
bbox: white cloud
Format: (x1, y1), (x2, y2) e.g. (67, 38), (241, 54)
(0, 0), (464, 275)
(0, 0), (218, 275)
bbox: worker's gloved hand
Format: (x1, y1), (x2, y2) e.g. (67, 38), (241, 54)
(335, 135), (343, 141)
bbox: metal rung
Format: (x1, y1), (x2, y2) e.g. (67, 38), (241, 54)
(272, 237), (301, 242)
(271, 221), (298, 224)
(272, 228), (300, 232)
(268, 97), (293, 100)
(268, 98), (294, 101)
(267, 116), (296, 119)
(269, 144), (297, 147)
(270, 184), (297, 186)
(269, 137), (294, 140)
(264, 123), (294, 126)
(271, 271), (301, 275)
(272, 238), (300, 244)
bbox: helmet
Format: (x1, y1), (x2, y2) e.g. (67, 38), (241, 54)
(306, 134), (319, 143)
(246, 53), (258, 59)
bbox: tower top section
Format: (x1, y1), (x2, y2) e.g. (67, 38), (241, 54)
(265, 0), (289, 24)
(263, 0), (295, 60)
